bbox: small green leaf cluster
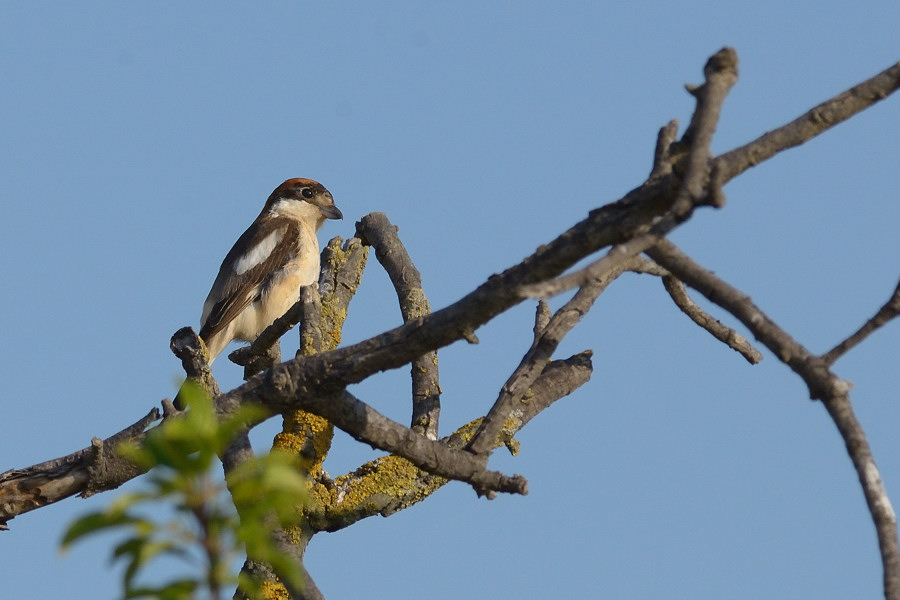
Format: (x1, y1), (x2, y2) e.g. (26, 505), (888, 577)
(61, 383), (307, 600)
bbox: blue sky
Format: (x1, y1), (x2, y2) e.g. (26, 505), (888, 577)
(2, 2), (899, 598)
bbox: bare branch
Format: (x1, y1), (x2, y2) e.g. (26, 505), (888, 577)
(714, 60), (900, 184)
(294, 53), (896, 382)
(524, 47), (739, 298)
(525, 57), (900, 302)
(0, 408), (160, 528)
(649, 119), (680, 179)
(307, 388), (524, 498)
(467, 256), (634, 456)
(307, 351), (593, 532)
(627, 256), (762, 362)
(357, 213), (442, 440)
(823, 277), (900, 365)
(661, 274), (763, 364)
(675, 46), (739, 210)
(647, 240), (822, 385)
(646, 238), (900, 600)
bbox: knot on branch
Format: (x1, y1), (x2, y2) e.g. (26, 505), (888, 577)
(170, 327), (220, 407)
(83, 437), (144, 498)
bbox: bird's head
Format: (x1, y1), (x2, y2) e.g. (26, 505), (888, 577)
(263, 178), (343, 226)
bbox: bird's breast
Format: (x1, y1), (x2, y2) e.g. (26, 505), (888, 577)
(253, 236), (321, 331)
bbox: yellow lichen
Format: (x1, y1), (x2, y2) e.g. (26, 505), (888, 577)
(274, 410), (334, 479)
(320, 454), (448, 520)
(258, 579), (291, 600)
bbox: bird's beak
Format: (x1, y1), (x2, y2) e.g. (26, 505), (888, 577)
(320, 205), (343, 220)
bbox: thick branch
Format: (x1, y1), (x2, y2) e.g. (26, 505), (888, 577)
(269, 56), (899, 392)
(262, 382), (524, 498)
(357, 213), (442, 440)
(0, 408), (160, 528)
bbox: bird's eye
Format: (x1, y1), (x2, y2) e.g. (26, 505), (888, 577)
(301, 188), (313, 199)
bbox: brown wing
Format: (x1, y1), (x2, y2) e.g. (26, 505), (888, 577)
(199, 217), (300, 342)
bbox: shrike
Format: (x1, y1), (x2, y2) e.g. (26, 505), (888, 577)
(198, 178), (342, 362)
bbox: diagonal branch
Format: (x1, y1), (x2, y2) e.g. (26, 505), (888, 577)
(466, 257), (636, 456)
(276, 54), (900, 392)
(0, 408), (161, 529)
(661, 274), (763, 364)
(307, 351), (593, 532)
(822, 277), (900, 366)
(714, 61), (900, 184)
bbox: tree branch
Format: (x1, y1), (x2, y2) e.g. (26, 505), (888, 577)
(646, 238), (900, 600)
(356, 213), (442, 440)
(467, 256), (635, 456)
(524, 47), (738, 298)
(306, 352), (593, 532)
(275, 54), (899, 393)
(661, 274), (763, 364)
(0, 408), (161, 529)
(714, 60), (900, 184)
(822, 277), (900, 366)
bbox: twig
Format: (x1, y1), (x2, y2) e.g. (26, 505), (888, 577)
(823, 278), (900, 365)
(649, 120), (680, 179)
(627, 256), (762, 362)
(714, 61), (900, 184)
(661, 274), (763, 364)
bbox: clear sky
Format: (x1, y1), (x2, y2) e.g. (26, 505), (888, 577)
(2, 2), (899, 599)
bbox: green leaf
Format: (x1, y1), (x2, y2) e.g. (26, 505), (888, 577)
(125, 578), (197, 600)
(62, 380), (312, 600)
(117, 539), (188, 588)
(60, 510), (145, 549)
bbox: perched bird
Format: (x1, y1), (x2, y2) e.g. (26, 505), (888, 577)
(198, 178), (343, 362)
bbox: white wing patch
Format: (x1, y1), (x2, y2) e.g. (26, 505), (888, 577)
(234, 230), (282, 275)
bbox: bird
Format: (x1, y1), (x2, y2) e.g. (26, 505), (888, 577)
(197, 177), (343, 363)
